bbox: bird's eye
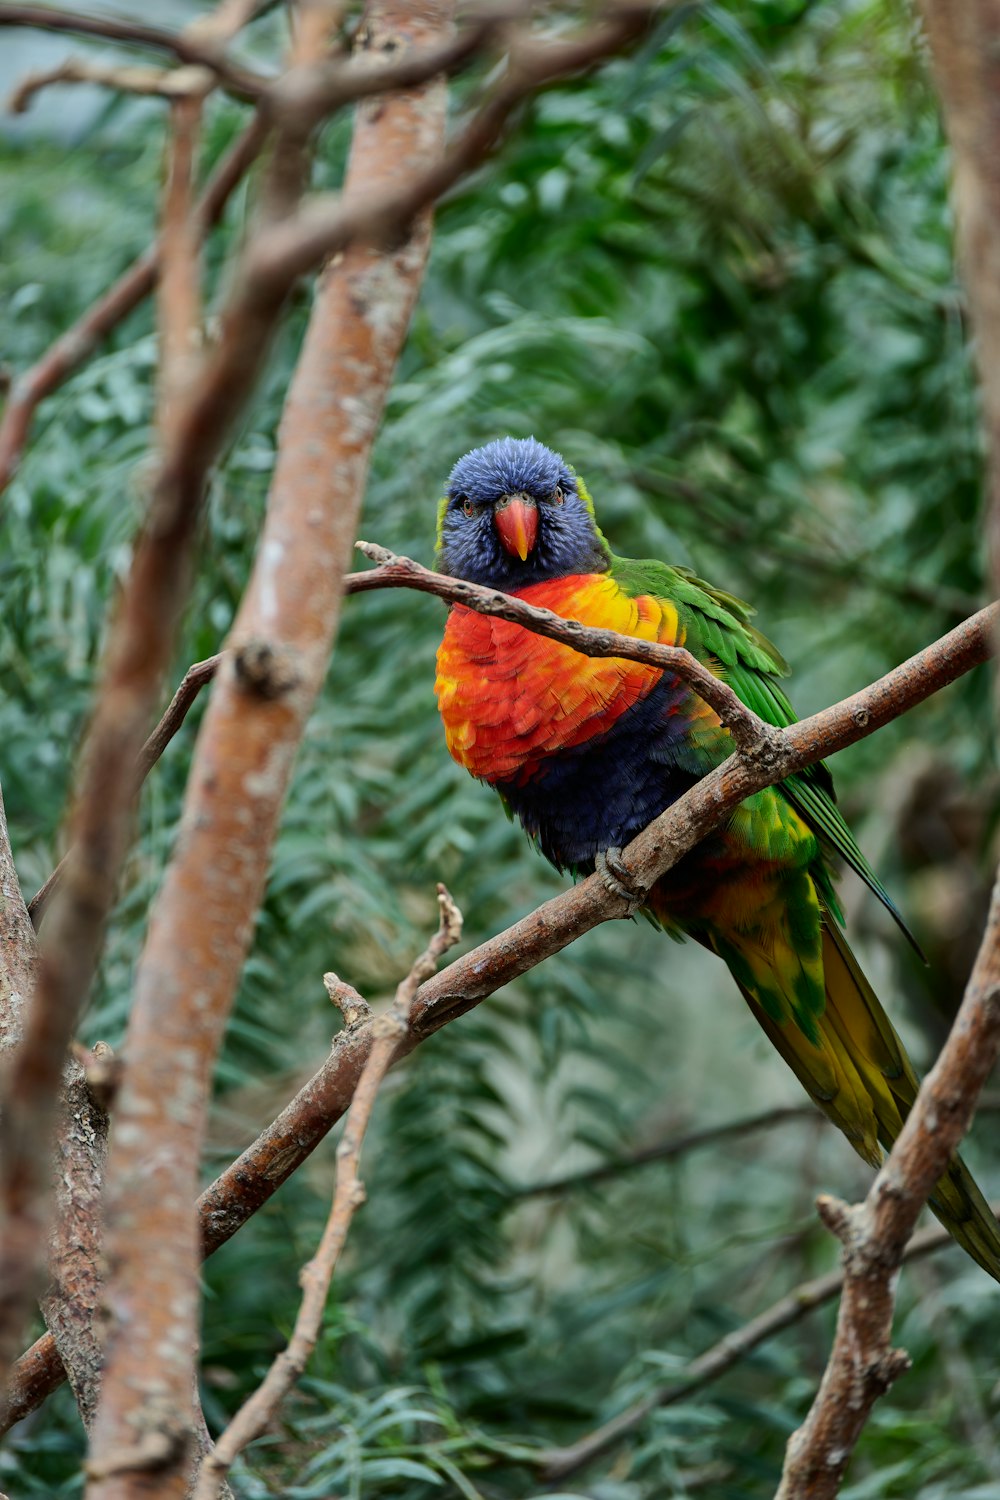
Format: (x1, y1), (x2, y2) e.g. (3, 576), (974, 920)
(552, 485), (565, 505)
(459, 495), (474, 517)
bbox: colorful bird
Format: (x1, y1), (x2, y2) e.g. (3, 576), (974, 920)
(434, 435), (1000, 1280)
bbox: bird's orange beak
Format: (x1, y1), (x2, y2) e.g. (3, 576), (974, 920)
(494, 494), (538, 561)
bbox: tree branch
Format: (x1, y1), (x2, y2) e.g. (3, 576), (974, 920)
(0, 785), (109, 1435)
(0, 5), (269, 102)
(0, 2), (546, 497)
(158, 90), (204, 442)
(515, 1095), (1000, 1198)
(8, 57), (220, 114)
(346, 546), (999, 784)
(193, 888), (462, 1499)
(0, 782), (35, 1058)
(0, 1), (655, 498)
(38, 1059), (109, 1431)
(516, 1105), (829, 1196)
(135, 655), (222, 783)
(244, 2), (662, 294)
(775, 869), (1000, 1498)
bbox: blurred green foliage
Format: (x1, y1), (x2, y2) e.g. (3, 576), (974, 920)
(3, 1), (1000, 1496)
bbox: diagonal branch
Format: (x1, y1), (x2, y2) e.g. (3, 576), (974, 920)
(244, 2), (662, 293)
(515, 1096), (1000, 1198)
(345, 544), (999, 768)
(775, 872), (1000, 1498)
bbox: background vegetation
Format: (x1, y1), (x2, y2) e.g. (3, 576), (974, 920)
(3, 0), (1000, 1495)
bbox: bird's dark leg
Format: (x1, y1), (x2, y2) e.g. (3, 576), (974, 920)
(595, 846), (643, 916)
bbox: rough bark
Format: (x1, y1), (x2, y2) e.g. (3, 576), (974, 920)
(0, 787), (109, 1430)
(39, 1064), (109, 1431)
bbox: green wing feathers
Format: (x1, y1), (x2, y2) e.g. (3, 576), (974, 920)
(617, 554), (922, 952)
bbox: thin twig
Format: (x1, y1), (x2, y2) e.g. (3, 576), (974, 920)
(8, 57), (217, 113)
(136, 654), (222, 781)
(516, 1096), (1000, 1198)
(27, 654), (223, 930)
(193, 888), (463, 1500)
(516, 1106), (828, 1196)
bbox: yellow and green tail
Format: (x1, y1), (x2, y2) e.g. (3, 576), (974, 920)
(737, 919), (1000, 1281)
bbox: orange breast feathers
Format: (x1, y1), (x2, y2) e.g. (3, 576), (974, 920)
(435, 573), (681, 784)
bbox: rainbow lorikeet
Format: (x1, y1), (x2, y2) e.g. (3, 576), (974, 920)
(434, 436), (1000, 1280)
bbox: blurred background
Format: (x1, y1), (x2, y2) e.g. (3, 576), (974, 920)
(3, 0), (1000, 1495)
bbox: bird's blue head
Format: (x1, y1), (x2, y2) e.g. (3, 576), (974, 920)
(435, 436), (611, 588)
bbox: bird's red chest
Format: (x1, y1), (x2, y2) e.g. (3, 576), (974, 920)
(434, 574), (676, 784)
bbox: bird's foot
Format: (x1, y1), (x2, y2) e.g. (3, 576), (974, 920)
(595, 847), (643, 916)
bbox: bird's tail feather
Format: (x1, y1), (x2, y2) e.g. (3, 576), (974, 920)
(734, 918), (1000, 1282)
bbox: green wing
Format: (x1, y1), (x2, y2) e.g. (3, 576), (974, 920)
(611, 554), (922, 956)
